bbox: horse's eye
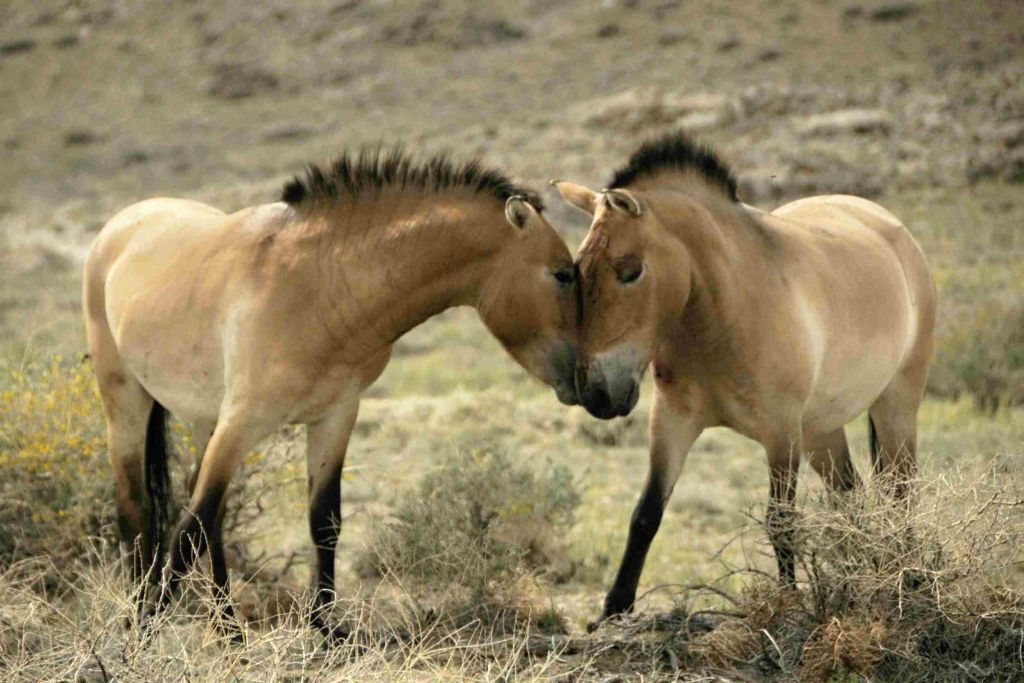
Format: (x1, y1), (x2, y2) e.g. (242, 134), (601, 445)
(619, 264), (643, 284)
(553, 268), (575, 285)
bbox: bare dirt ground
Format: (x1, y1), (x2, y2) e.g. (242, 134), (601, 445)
(1, 1), (1023, 681)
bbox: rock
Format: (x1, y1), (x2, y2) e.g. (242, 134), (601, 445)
(677, 110), (729, 132)
(869, 3), (919, 22)
(796, 109), (893, 136)
(716, 35), (740, 52)
(262, 125), (314, 142)
(596, 23), (621, 38)
(894, 158), (929, 186)
(328, 0), (361, 15)
(658, 30), (687, 46)
(967, 147), (1024, 184)
(383, 13), (527, 48)
(122, 150), (151, 166)
(207, 62), (280, 100)
(52, 34), (79, 49)
(468, 18), (527, 44)
(577, 88), (734, 133)
(990, 120), (1024, 149)
(63, 129), (102, 146)
(577, 86), (661, 129)
(0, 39), (36, 56)
(662, 92), (732, 116)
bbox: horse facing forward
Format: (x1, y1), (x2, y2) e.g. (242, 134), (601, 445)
(83, 148), (580, 638)
(554, 131), (936, 620)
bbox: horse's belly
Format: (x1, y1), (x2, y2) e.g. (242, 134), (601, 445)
(802, 338), (905, 433)
(110, 301), (227, 424)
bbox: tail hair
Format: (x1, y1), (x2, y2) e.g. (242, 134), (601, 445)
(145, 401), (173, 578)
(868, 414), (880, 465)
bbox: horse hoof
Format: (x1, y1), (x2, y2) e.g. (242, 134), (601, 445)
(315, 621), (353, 647)
(215, 618), (245, 644)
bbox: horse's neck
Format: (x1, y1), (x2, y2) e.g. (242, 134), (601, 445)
(313, 197), (503, 360)
(674, 196), (778, 353)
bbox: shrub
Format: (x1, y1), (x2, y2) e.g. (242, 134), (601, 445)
(682, 469), (1024, 680)
(0, 356), (114, 581)
(356, 448), (580, 605)
(930, 298), (1024, 412)
(0, 355), (300, 595)
(578, 468), (1024, 680)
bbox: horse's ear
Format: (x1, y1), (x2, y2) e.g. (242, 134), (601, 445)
(551, 180), (599, 216)
(505, 195), (534, 229)
(603, 188), (643, 217)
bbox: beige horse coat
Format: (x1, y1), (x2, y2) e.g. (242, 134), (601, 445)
(84, 150), (579, 637)
(555, 132), (936, 620)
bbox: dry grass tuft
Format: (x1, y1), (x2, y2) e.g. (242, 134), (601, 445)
(593, 465), (1024, 681)
(0, 545), (590, 682)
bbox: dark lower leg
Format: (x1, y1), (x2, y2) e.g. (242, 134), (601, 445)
(768, 461), (798, 584)
(162, 482), (226, 604)
(308, 467), (343, 639)
(604, 473), (666, 618)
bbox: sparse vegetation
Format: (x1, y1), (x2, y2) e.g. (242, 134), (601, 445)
(696, 470), (1024, 680)
(356, 449), (580, 602)
(572, 469), (1024, 680)
(933, 298), (1024, 412)
(0, 356), (113, 581)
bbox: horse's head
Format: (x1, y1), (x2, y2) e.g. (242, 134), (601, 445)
(478, 195), (580, 406)
(553, 181), (691, 419)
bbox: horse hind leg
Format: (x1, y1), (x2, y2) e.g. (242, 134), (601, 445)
(804, 427), (861, 493)
(93, 358), (158, 592)
(867, 369), (926, 499)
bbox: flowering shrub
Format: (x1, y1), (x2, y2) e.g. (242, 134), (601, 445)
(0, 356), (115, 577)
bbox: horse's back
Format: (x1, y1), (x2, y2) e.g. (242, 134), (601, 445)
(771, 194), (935, 314)
(87, 198), (225, 268)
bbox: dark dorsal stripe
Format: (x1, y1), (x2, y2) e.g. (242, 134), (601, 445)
(608, 131), (738, 202)
(281, 146), (544, 211)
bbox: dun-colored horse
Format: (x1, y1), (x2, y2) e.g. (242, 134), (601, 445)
(83, 148), (579, 638)
(554, 132), (936, 620)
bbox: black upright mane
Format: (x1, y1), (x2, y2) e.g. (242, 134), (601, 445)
(281, 146), (544, 210)
(608, 131), (738, 202)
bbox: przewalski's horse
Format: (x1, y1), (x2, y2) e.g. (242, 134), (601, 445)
(553, 132), (936, 620)
(83, 148), (580, 638)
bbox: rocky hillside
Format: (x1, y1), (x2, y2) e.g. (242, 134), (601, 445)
(2, 0), (1021, 217)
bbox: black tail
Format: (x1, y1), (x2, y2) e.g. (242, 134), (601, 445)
(145, 401), (173, 577)
(868, 414), (880, 470)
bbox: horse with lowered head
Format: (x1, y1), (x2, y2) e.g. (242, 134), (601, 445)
(83, 147), (580, 639)
(554, 131), (936, 621)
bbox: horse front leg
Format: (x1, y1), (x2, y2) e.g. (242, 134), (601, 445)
(765, 430), (803, 585)
(600, 391), (703, 622)
(305, 391), (360, 643)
